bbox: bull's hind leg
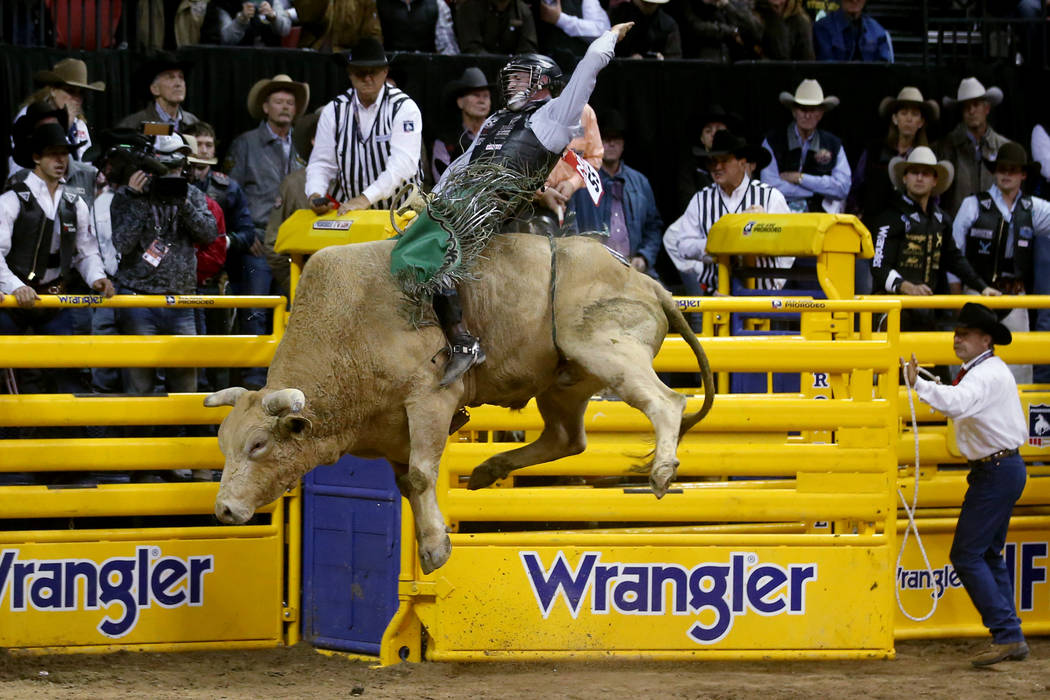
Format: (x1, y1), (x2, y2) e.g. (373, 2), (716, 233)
(467, 374), (602, 489)
(401, 395), (459, 574)
(569, 343), (687, 498)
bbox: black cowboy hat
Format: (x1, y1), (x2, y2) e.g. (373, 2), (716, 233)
(26, 123), (75, 160)
(333, 37), (389, 69)
(693, 130), (772, 171)
(983, 141), (1042, 177)
(694, 104), (743, 134)
(448, 67), (492, 98)
(134, 50), (193, 95)
(598, 109), (627, 139)
(12, 103), (74, 169)
(955, 302), (1012, 346)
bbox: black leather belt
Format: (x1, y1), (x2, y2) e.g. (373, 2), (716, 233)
(968, 447), (1020, 468)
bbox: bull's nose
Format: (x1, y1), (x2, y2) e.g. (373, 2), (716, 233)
(215, 499), (252, 524)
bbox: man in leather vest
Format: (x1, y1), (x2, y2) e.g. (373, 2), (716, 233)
(761, 79), (851, 213)
(412, 23), (633, 386)
(950, 142), (1050, 383)
(869, 147), (997, 332)
(0, 121), (113, 392)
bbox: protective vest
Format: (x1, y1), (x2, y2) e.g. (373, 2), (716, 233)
(469, 100), (561, 186)
(765, 125), (843, 212)
(965, 192), (1035, 290)
(377, 0), (438, 52)
(5, 183), (78, 286)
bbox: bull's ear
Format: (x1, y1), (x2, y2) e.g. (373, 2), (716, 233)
(263, 388), (307, 416)
(204, 387), (249, 408)
(277, 414), (312, 438)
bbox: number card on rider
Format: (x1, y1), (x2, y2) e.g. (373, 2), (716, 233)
(562, 149), (604, 206)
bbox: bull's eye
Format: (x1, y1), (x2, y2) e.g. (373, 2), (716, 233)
(248, 440), (268, 459)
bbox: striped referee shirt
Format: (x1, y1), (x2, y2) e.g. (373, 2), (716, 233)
(664, 175), (793, 292)
(306, 84), (422, 210)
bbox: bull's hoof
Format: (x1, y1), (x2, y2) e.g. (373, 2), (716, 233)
(467, 463), (506, 490)
(649, 463), (677, 500)
(419, 534), (452, 574)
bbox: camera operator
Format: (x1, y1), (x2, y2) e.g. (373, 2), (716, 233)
(111, 131), (217, 405)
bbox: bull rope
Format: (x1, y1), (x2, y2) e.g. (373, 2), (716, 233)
(896, 366), (939, 622)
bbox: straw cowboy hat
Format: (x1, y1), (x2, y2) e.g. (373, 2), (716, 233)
(888, 146), (955, 197)
(983, 141), (1041, 177)
(33, 58), (106, 92)
(184, 133), (217, 166)
(878, 86), (939, 122)
(943, 77), (1003, 109)
(247, 74), (310, 121)
(955, 302), (1011, 346)
(779, 79), (839, 111)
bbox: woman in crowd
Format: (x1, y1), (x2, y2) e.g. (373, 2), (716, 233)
(755, 0), (814, 60)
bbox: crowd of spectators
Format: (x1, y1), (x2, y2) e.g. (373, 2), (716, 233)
(2, 27), (1050, 487)
(2, 0), (906, 63)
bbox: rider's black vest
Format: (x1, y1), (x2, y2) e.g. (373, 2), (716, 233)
(5, 183), (78, 285)
(964, 191), (1035, 289)
(469, 100), (562, 186)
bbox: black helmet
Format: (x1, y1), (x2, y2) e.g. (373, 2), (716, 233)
(498, 54), (563, 111)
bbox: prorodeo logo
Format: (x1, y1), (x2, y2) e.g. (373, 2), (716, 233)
(0, 546), (214, 638)
(520, 551), (817, 644)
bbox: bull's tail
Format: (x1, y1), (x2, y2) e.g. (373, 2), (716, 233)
(658, 288), (714, 438)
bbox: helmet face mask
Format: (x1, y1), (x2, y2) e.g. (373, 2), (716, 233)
(498, 54), (563, 112)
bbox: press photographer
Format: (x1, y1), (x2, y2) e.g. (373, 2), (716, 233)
(111, 130), (217, 406)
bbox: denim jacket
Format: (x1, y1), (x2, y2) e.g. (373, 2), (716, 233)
(814, 11), (893, 62)
(569, 162), (663, 267)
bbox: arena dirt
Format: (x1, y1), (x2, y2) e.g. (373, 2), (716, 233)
(1, 638), (1047, 699)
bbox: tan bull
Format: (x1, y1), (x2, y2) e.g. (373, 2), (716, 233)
(205, 234), (713, 573)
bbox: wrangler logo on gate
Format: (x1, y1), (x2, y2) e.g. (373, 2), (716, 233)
(0, 546), (214, 638)
(521, 551), (817, 644)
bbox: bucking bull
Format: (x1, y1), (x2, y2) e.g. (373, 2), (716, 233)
(205, 234), (714, 573)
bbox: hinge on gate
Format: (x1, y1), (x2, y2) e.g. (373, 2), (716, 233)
(398, 578), (453, 599)
(282, 606), (298, 622)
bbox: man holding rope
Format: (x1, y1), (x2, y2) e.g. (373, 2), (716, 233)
(903, 302), (1029, 667)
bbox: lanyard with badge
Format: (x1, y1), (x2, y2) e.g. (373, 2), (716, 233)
(142, 203), (176, 268)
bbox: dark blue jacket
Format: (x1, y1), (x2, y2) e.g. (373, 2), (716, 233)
(813, 11), (893, 62)
(570, 163), (664, 267)
(193, 171), (255, 255)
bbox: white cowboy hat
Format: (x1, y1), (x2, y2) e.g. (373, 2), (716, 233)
(878, 86), (939, 122)
(246, 74), (310, 121)
(778, 79), (839, 111)
(183, 133), (218, 166)
(943, 77), (1003, 108)
(888, 146), (955, 197)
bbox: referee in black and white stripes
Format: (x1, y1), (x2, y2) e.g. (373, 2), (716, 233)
(664, 130), (792, 294)
(307, 38), (422, 215)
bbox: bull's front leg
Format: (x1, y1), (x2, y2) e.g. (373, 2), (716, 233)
(401, 396), (458, 574)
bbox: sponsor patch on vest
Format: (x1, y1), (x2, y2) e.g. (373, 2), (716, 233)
(969, 227), (994, 240)
(403, 120), (415, 132)
(813, 148), (833, 165)
(64, 192), (77, 204)
(16, 190), (30, 202)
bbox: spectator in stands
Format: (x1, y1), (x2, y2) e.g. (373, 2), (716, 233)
(224, 74), (309, 389)
(950, 142), (1050, 384)
(938, 78), (1013, 217)
(1032, 124), (1050, 197)
(850, 86), (938, 219)
(537, 0), (612, 62)
(813, 0), (893, 62)
(761, 79), (851, 213)
(307, 38), (422, 213)
(201, 0), (294, 46)
(111, 133), (217, 400)
(295, 0), (384, 50)
(545, 103), (604, 206)
(456, 0), (539, 54)
(264, 112), (324, 297)
(10, 59), (104, 172)
(665, 130), (790, 295)
(571, 110), (663, 278)
(677, 105), (742, 209)
(118, 53), (200, 133)
(755, 0), (815, 59)
(185, 122), (255, 264)
(680, 0), (763, 61)
(136, 0), (212, 49)
(869, 147), (996, 331)
(611, 0), (683, 58)
(432, 68), (492, 184)
(376, 0), (459, 52)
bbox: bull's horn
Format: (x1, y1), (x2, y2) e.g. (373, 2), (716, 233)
(263, 388), (307, 416)
(204, 386), (248, 408)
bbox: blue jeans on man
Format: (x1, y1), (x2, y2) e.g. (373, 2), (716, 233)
(116, 287), (198, 396)
(950, 453), (1027, 644)
(232, 252), (272, 389)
